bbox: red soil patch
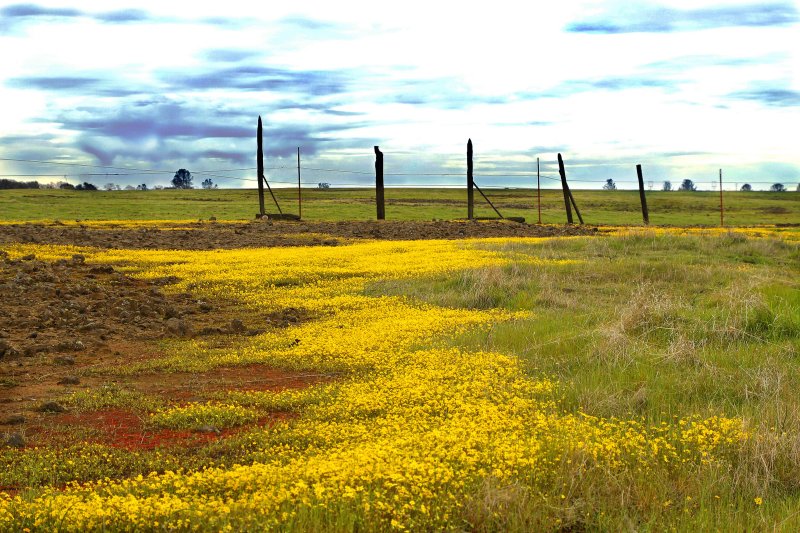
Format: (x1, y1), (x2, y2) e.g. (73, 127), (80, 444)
(128, 364), (337, 402)
(41, 408), (295, 451)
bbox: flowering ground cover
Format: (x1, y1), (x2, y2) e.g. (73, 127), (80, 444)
(1, 226), (799, 530)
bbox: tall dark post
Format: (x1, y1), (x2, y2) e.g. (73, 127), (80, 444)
(536, 157), (542, 224)
(256, 116), (265, 216)
(636, 164), (649, 225)
(557, 153), (573, 224)
(375, 146), (385, 220)
(719, 168), (724, 227)
(467, 139), (474, 220)
(297, 147), (302, 220)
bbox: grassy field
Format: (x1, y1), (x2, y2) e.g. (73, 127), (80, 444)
(1, 187), (797, 225)
(1, 227), (799, 530)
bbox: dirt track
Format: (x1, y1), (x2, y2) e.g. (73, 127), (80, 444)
(0, 220), (595, 250)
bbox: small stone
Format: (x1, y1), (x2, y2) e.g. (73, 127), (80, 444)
(3, 414), (25, 425)
(38, 401), (67, 413)
(165, 318), (191, 337)
(53, 355), (76, 365)
(0, 339), (19, 358)
(58, 376), (81, 385)
(228, 319), (246, 333)
(23, 344), (50, 357)
(4, 433), (25, 448)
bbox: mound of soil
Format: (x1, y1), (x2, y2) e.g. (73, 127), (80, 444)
(0, 254), (274, 430)
(0, 220), (595, 250)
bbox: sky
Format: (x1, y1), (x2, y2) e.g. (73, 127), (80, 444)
(0, 0), (798, 191)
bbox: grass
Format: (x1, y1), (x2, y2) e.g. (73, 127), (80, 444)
(1, 187), (798, 225)
(366, 230), (800, 529)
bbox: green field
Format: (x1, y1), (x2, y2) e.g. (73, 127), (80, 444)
(1, 187), (797, 225)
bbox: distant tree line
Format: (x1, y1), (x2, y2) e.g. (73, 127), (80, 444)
(0, 178), (40, 189)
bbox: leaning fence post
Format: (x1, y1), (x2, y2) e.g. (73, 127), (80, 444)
(557, 153), (573, 224)
(636, 164), (649, 225)
(467, 139), (474, 220)
(375, 146), (385, 220)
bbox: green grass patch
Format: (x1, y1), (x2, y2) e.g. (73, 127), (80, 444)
(1, 187), (798, 225)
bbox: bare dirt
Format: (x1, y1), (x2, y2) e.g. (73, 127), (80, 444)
(0, 253), (321, 450)
(0, 220), (595, 250)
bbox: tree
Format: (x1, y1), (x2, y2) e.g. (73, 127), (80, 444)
(662, 181), (672, 191)
(59, 182), (75, 190)
(75, 182), (97, 191)
(124, 185), (135, 190)
(678, 179), (697, 191)
(172, 169), (193, 189)
(602, 178), (617, 190)
(770, 183), (786, 192)
(318, 182), (331, 189)
(136, 184), (148, 191)
(796, 183), (800, 192)
(201, 178), (217, 189)
(103, 182), (119, 191)
(740, 183), (752, 192)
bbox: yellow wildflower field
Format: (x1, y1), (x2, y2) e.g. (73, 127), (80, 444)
(0, 236), (772, 531)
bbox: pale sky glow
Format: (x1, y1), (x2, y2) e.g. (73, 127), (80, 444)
(1, 0), (798, 190)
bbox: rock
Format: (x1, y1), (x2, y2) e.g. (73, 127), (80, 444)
(89, 265), (114, 274)
(20, 254), (35, 261)
(53, 355), (76, 365)
(38, 401), (67, 413)
(3, 414), (25, 425)
(23, 344), (50, 357)
(4, 433), (25, 448)
(58, 376), (81, 385)
(71, 254), (86, 264)
(165, 318), (191, 337)
(55, 340), (85, 352)
(0, 339), (20, 359)
(228, 319), (246, 333)
(196, 425), (220, 435)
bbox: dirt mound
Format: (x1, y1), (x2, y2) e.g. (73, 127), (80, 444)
(0, 254), (280, 428)
(0, 220), (595, 250)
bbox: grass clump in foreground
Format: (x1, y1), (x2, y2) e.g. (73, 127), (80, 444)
(0, 229), (798, 531)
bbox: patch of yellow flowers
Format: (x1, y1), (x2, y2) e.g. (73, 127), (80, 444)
(0, 238), (747, 530)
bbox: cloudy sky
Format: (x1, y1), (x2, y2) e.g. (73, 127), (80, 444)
(1, 0), (798, 190)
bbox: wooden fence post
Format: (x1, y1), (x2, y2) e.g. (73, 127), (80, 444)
(375, 146), (385, 220)
(537, 157), (542, 224)
(636, 164), (649, 225)
(719, 168), (724, 227)
(256, 116), (265, 217)
(297, 147), (302, 220)
(467, 139), (474, 220)
(557, 153), (573, 224)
